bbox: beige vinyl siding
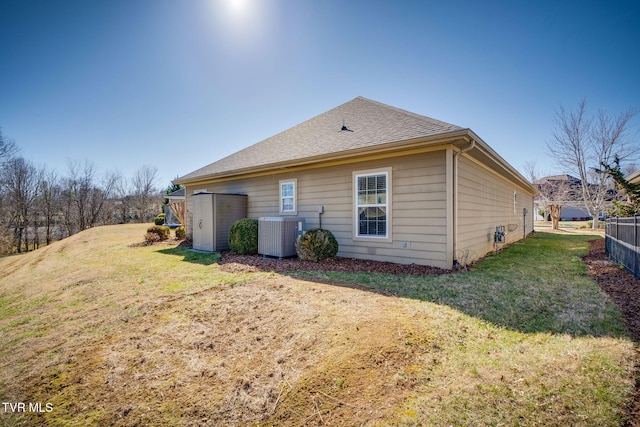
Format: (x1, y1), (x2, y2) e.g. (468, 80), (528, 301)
(456, 154), (534, 263)
(185, 150), (449, 268)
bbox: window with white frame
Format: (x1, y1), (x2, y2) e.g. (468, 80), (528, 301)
(514, 191), (517, 213)
(280, 179), (296, 214)
(355, 170), (390, 238)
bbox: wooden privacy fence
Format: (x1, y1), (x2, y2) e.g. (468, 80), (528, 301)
(606, 216), (640, 278)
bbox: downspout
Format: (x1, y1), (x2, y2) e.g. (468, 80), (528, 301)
(452, 139), (476, 269)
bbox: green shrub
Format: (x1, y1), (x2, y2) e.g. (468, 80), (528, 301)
(154, 213), (166, 225)
(229, 218), (258, 254)
(144, 232), (161, 244)
(146, 225), (171, 241)
(175, 226), (186, 240)
(296, 228), (339, 262)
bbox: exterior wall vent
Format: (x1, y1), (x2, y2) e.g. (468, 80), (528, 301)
(258, 217), (305, 258)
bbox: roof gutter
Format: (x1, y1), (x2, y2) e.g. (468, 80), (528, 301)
(458, 138), (476, 155)
(174, 129), (471, 186)
(174, 128), (537, 196)
(452, 138), (475, 269)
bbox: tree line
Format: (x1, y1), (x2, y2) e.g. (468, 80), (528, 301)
(0, 128), (166, 255)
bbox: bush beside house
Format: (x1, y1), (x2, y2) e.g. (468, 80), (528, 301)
(229, 219), (259, 254)
(296, 228), (339, 261)
(145, 225), (171, 244)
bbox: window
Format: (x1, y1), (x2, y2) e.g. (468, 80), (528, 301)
(354, 169), (390, 238)
(280, 179), (296, 214)
(514, 191), (517, 213)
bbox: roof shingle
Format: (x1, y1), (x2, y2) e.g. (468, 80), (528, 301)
(178, 97), (463, 182)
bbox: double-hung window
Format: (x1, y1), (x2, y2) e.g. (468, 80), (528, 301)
(354, 169), (390, 239)
(280, 179), (296, 214)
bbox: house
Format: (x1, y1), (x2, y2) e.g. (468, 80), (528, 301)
(533, 174), (618, 221)
(533, 174), (587, 221)
(174, 97), (536, 269)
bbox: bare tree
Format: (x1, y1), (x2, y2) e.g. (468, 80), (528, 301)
(547, 100), (637, 227)
(0, 127), (19, 167)
(0, 126), (166, 252)
(112, 174), (132, 224)
(1, 157), (41, 252)
(61, 160), (94, 233)
(38, 167), (61, 245)
(91, 170), (120, 227)
(521, 160), (540, 183)
(61, 160), (120, 235)
(535, 177), (576, 230)
(522, 161), (560, 227)
(130, 165), (160, 223)
(0, 128), (20, 253)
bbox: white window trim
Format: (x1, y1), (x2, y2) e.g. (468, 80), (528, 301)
(279, 179), (297, 215)
(353, 167), (392, 242)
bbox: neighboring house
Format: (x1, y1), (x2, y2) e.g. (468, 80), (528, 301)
(174, 97), (536, 269)
(533, 174), (586, 221)
(533, 174), (618, 221)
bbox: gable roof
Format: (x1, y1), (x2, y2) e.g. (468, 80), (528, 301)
(176, 97), (464, 184)
(534, 174), (582, 185)
(175, 97), (536, 194)
(166, 187), (185, 198)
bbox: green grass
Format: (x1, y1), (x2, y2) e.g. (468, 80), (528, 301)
(0, 226), (636, 426)
(535, 220), (605, 230)
(294, 233), (627, 338)
(291, 232), (635, 426)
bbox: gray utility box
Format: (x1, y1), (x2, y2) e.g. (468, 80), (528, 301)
(258, 217), (305, 258)
(192, 193), (247, 252)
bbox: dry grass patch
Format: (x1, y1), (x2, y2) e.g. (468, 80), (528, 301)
(0, 225), (636, 426)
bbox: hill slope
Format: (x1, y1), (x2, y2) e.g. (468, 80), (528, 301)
(0, 225), (636, 426)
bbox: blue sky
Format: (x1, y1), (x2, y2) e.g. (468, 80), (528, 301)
(1, 0), (639, 189)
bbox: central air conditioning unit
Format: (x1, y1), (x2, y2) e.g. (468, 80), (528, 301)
(258, 217), (305, 258)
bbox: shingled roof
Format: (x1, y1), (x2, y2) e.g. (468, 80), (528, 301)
(176, 97), (464, 183)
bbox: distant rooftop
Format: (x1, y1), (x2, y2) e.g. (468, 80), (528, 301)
(534, 174), (582, 185)
(166, 187), (185, 198)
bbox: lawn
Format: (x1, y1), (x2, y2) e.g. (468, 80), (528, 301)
(0, 224), (636, 426)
